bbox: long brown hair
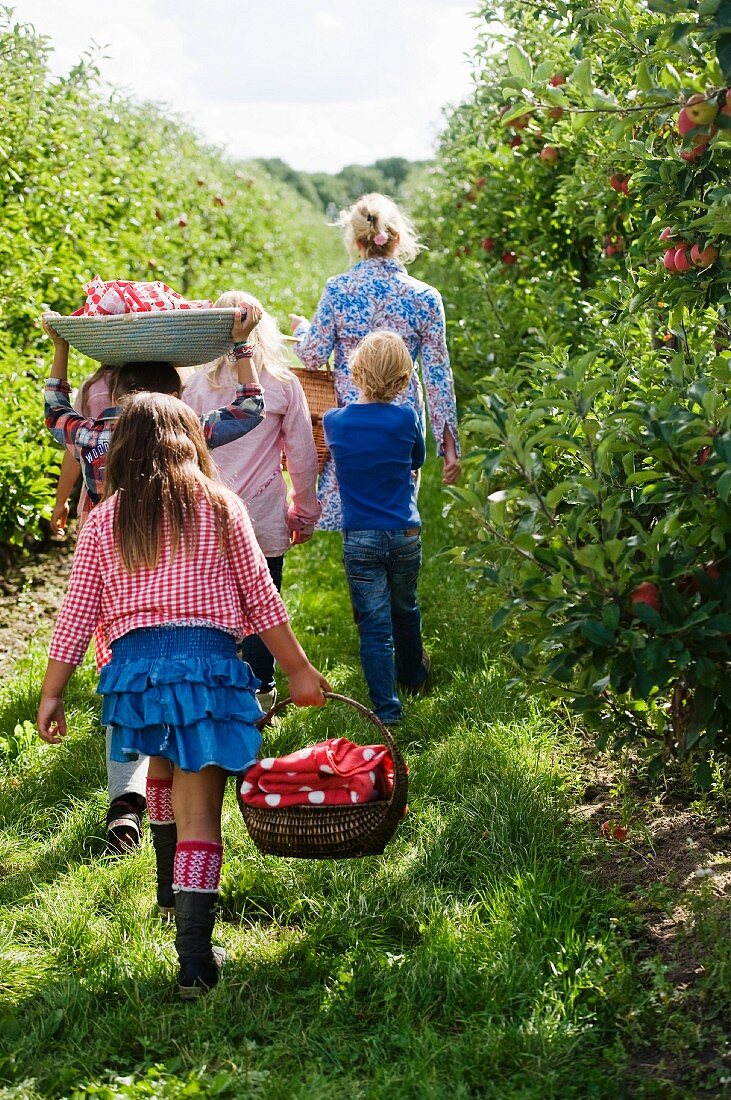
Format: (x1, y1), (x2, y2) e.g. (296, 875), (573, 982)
(103, 392), (234, 572)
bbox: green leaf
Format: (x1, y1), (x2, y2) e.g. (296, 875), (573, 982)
(717, 469), (731, 502)
(695, 759), (713, 789)
(571, 58), (593, 97)
(717, 33), (731, 82)
(581, 620), (616, 647)
(507, 44), (533, 84)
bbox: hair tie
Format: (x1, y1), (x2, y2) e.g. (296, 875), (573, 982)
(365, 213), (377, 226)
(374, 231), (388, 246)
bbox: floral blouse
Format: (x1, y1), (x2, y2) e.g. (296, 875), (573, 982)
(294, 256), (459, 530)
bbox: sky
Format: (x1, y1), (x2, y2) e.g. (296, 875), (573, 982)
(11, 0), (481, 172)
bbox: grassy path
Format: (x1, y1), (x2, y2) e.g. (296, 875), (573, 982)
(0, 463), (727, 1099)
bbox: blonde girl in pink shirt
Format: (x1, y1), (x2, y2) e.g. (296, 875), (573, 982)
(184, 291), (321, 710)
(37, 393), (330, 998)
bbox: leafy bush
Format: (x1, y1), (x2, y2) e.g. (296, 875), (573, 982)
(0, 8), (342, 547)
(412, 0), (731, 773)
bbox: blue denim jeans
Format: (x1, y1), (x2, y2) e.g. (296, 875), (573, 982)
(239, 555), (284, 693)
(343, 529), (426, 724)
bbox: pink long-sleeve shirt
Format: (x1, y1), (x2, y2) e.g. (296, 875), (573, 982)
(49, 489), (289, 666)
(184, 364), (320, 557)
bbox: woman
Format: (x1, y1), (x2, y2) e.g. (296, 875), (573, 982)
(289, 192), (460, 530)
(184, 291), (321, 710)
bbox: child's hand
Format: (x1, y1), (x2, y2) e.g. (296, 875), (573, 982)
(37, 695), (67, 744)
(231, 306), (262, 344)
(288, 313), (308, 333)
(288, 664), (331, 707)
(41, 313), (69, 351)
(50, 501), (69, 539)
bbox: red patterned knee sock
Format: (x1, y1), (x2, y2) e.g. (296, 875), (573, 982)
(146, 777), (174, 825)
(173, 841), (223, 894)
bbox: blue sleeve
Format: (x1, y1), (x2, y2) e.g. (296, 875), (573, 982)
(411, 410), (426, 470)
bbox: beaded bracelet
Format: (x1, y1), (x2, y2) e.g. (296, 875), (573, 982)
(232, 341), (255, 360)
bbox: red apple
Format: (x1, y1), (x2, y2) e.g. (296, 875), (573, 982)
(613, 825), (628, 842)
(686, 93), (719, 127)
(659, 227), (674, 241)
(465, 189), (477, 202)
(481, 237), (495, 252)
(609, 173), (628, 192)
(600, 821), (612, 837)
(548, 106), (565, 120)
(512, 113), (532, 130)
(681, 140), (710, 162)
(177, 215), (188, 228)
(549, 74), (566, 86)
(540, 145), (560, 163)
(690, 242), (719, 267)
(502, 250), (518, 265)
(476, 177), (486, 187)
(674, 246), (693, 272)
(704, 562), (720, 581)
(677, 107), (696, 137)
(663, 248), (678, 272)
(510, 135), (523, 148)
(630, 581), (661, 612)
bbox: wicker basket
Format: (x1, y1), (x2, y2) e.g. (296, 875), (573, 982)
(284, 366), (337, 474)
(239, 692), (408, 859)
(46, 309), (239, 368)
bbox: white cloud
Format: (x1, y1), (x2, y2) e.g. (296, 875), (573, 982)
(10, 0), (478, 171)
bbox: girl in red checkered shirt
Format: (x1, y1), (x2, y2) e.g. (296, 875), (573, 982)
(37, 392), (330, 999)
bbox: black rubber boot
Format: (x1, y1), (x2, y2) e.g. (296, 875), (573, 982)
(150, 822), (177, 919)
(174, 890), (225, 999)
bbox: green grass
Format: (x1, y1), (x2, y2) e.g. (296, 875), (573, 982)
(0, 464), (727, 1099)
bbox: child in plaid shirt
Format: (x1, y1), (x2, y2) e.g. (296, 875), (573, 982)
(41, 310), (265, 855)
(37, 392), (330, 998)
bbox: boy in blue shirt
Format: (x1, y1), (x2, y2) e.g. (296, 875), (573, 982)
(323, 331), (429, 725)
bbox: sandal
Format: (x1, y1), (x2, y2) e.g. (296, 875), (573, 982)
(105, 797), (144, 854)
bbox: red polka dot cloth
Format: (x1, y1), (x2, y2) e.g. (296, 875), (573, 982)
(241, 738), (395, 808)
(72, 275), (212, 316)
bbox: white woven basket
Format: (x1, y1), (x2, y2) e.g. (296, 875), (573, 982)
(47, 309), (240, 367)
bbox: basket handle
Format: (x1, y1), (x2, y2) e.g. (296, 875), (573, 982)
(256, 691), (402, 764)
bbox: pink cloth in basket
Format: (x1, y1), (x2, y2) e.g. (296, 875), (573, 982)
(73, 275), (212, 317)
(240, 737), (394, 808)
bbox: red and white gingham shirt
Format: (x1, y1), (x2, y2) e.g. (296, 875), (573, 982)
(49, 490), (289, 666)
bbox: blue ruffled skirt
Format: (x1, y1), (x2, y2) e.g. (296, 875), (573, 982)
(99, 626), (263, 773)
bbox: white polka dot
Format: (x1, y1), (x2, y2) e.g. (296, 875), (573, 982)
(299, 785), (312, 792)
(260, 758), (275, 770)
(351, 791), (359, 803)
(298, 747), (313, 759)
(240, 780), (253, 794)
(308, 790), (325, 804)
(264, 793), (281, 807)
(320, 765), (333, 774)
(363, 748), (375, 761)
(369, 771), (376, 782)
(286, 771), (296, 776)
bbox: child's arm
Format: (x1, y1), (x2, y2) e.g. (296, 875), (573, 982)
(201, 309), (266, 449)
(282, 378), (321, 545)
(51, 451), (82, 537)
(41, 316), (100, 456)
(37, 516), (104, 742)
(412, 411), (427, 471)
(258, 622), (330, 706)
(42, 315), (70, 380)
(37, 659), (75, 742)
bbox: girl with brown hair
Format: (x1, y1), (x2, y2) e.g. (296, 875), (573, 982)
(37, 392), (330, 998)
